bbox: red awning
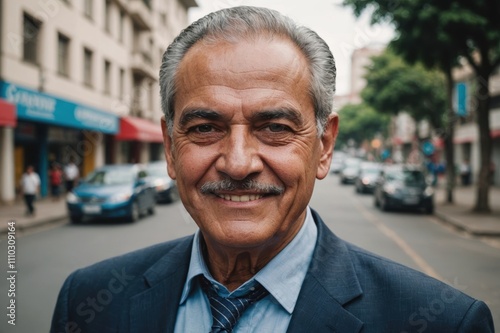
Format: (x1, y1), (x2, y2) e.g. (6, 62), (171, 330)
(0, 99), (16, 127)
(116, 116), (163, 143)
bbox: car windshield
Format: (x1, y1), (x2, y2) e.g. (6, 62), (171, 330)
(85, 169), (134, 185)
(345, 158), (361, 167)
(387, 170), (426, 185)
(147, 165), (168, 177)
(363, 168), (380, 175)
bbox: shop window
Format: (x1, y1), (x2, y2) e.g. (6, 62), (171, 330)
(23, 13), (41, 65)
(57, 33), (70, 77)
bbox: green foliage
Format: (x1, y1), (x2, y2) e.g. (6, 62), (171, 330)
(361, 50), (446, 131)
(336, 103), (389, 147)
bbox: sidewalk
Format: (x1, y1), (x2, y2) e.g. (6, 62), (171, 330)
(0, 186), (499, 236)
(434, 185), (500, 237)
(0, 198), (67, 234)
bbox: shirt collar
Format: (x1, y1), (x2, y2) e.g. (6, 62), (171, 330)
(179, 207), (318, 314)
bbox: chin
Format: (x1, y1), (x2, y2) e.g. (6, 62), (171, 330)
(210, 226), (274, 249)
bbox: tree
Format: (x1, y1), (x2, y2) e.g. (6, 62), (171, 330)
(344, 0), (500, 212)
(362, 49), (446, 132)
(336, 103), (390, 149)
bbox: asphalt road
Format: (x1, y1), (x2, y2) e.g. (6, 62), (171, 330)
(1, 173), (499, 332)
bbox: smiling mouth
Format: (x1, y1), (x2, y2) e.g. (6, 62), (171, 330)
(215, 194), (264, 202)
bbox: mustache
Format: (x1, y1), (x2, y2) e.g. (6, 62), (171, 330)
(200, 178), (285, 195)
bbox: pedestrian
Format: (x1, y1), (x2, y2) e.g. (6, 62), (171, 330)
(63, 158), (79, 192)
(51, 7), (494, 333)
(20, 165), (40, 217)
(460, 159), (472, 186)
(49, 163), (63, 201)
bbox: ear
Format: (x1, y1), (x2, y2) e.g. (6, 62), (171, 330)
(161, 116), (177, 180)
(316, 113), (339, 180)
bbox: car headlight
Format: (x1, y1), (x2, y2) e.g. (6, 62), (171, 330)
(108, 192), (132, 203)
(424, 186), (434, 197)
(383, 184), (397, 195)
(362, 177), (371, 185)
(154, 179), (170, 191)
(66, 192), (80, 203)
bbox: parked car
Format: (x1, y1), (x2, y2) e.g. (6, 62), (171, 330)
(339, 157), (362, 184)
(373, 165), (434, 214)
(329, 151), (347, 174)
(66, 164), (156, 223)
(146, 161), (179, 203)
(354, 162), (382, 193)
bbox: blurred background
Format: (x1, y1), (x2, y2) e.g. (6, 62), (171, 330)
(0, 0), (499, 332)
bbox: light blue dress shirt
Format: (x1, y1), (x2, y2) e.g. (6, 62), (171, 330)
(174, 207), (318, 333)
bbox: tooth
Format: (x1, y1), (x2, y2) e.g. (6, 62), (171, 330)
(230, 195), (240, 202)
(240, 195), (250, 202)
(224, 195), (231, 201)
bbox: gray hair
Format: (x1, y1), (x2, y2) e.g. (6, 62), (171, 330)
(159, 6), (336, 136)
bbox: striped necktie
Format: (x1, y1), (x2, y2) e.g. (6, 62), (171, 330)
(199, 276), (269, 333)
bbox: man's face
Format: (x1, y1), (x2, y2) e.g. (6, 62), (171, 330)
(162, 36), (337, 251)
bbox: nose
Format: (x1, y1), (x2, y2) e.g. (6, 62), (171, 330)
(215, 125), (263, 180)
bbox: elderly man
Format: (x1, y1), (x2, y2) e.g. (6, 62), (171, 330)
(51, 6), (493, 333)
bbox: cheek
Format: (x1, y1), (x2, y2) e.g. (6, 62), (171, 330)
(174, 144), (218, 185)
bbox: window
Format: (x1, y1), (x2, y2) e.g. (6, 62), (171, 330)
(57, 33), (70, 76)
(119, 10), (125, 42)
(84, 0), (92, 19)
(104, 60), (111, 95)
(23, 14), (41, 64)
(119, 68), (125, 99)
(83, 48), (93, 87)
(160, 13), (167, 27)
(104, 0), (111, 33)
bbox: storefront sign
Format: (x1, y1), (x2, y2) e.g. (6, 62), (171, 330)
(0, 81), (119, 134)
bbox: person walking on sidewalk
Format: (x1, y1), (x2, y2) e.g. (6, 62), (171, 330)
(20, 165), (40, 217)
(63, 158), (79, 192)
(49, 163), (63, 201)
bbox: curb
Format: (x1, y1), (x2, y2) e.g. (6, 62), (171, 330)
(1, 215), (68, 235)
(434, 210), (500, 237)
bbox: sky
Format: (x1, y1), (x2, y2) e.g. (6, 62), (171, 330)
(188, 0), (395, 96)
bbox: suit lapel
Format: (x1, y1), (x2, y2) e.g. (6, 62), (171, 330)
(129, 237), (193, 333)
(287, 210), (364, 333)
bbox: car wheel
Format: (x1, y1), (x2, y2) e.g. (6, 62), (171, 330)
(128, 201), (140, 222)
(424, 203), (434, 215)
(381, 197), (390, 211)
(148, 203), (155, 215)
(70, 216), (82, 224)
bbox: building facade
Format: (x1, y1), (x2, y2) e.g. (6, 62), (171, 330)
(0, 0), (197, 203)
(453, 65), (500, 186)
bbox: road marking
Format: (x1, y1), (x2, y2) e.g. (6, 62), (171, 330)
(353, 200), (447, 283)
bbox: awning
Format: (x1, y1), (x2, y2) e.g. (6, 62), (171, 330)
(0, 99), (16, 127)
(116, 116), (163, 143)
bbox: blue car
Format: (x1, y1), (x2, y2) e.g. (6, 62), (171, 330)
(66, 164), (156, 223)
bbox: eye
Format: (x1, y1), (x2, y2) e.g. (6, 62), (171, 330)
(192, 124), (214, 133)
(267, 123), (291, 132)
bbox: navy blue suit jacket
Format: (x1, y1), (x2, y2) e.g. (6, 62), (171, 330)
(51, 210), (494, 333)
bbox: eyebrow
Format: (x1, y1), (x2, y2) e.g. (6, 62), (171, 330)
(250, 109), (304, 126)
(178, 107), (305, 127)
(179, 109), (223, 127)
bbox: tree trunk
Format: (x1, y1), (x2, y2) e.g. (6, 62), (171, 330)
(473, 72), (492, 213)
(443, 69), (455, 203)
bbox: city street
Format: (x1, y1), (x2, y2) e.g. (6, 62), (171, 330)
(1, 173), (499, 332)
